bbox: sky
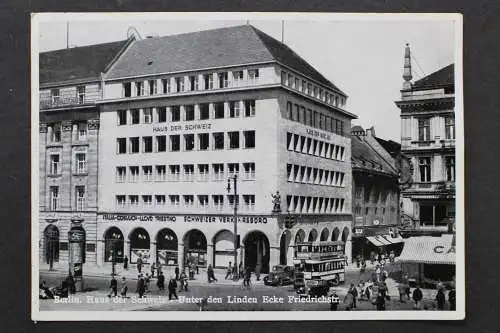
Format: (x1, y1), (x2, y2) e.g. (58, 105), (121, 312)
(37, 14), (457, 142)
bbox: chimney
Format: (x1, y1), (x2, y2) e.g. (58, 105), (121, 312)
(366, 126), (376, 137)
(402, 43), (412, 90)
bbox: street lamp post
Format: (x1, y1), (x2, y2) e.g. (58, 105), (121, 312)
(227, 175), (239, 281)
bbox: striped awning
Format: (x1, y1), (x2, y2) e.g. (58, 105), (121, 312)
(366, 236), (386, 247)
(398, 234), (455, 265)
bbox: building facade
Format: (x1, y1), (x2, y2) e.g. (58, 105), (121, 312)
(395, 44), (456, 233)
(38, 39), (132, 267)
(95, 25), (356, 273)
(350, 126), (403, 261)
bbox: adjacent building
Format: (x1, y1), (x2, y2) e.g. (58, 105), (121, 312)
(95, 25), (356, 273)
(395, 44), (456, 234)
(350, 126), (403, 261)
(38, 38), (133, 267)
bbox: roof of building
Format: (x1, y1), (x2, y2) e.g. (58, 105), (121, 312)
(375, 137), (401, 158)
(412, 64), (454, 90)
(351, 134), (398, 176)
(350, 125), (365, 134)
(40, 39), (130, 85)
(106, 25), (345, 94)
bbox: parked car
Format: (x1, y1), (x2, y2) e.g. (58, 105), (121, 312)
(296, 279), (330, 297)
(263, 265), (295, 286)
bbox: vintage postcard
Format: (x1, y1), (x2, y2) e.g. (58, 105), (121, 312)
(31, 12), (464, 320)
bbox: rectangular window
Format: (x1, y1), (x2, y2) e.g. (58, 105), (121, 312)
(123, 82), (131, 97)
(300, 106), (306, 124)
(213, 132), (224, 149)
(156, 135), (167, 152)
(445, 117), (455, 140)
(157, 107), (167, 123)
(155, 165), (166, 181)
(129, 166), (139, 182)
(244, 100), (255, 117)
(214, 102), (224, 119)
(189, 75), (197, 91)
(130, 109), (140, 124)
(135, 82), (144, 96)
(49, 154), (60, 175)
(171, 106), (180, 122)
(116, 195), (126, 208)
(293, 104), (300, 121)
(142, 195), (152, 207)
(419, 157), (431, 182)
(243, 162), (255, 180)
(184, 134), (195, 151)
(319, 114), (324, 130)
(228, 163), (239, 177)
(307, 83), (312, 95)
(286, 102), (293, 119)
(116, 166), (126, 182)
(169, 165), (180, 181)
(77, 86), (86, 104)
(200, 103), (210, 120)
(155, 195), (166, 206)
(197, 195), (209, 208)
(212, 163), (224, 181)
(198, 164), (209, 180)
(212, 195), (224, 210)
(228, 131), (240, 149)
(243, 195), (255, 210)
(418, 118), (431, 141)
(184, 105), (195, 121)
(288, 74), (293, 87)
(50, 89), (60, 105)
(313, 86), (318, 98)
(204, 74), (213, 90)
(75, 153), (87, 173)
(295, 78), (300, 90)
(218, 72), (228, 88)
(229, 101), (240, 118)
(184, 195), (194, 207)
(142, 165), (153, 181)
(117, 110), (127, 125)
(446, 156), (455, 181)
(75, 186), (85, 211)
(49, 186), (59, 211)
(149, 80), (157, 95)
(169, 195), (180, 206)
(228, 194), (239, 207)
(170, 135), (180, 151)
(117, 138), (127, 154)
(175, 77), (184, 92)
(233, 71), (243, 85)
(130, 137), (140, 153)
(281, 71), (287, 85)
(129, 195), (139, 207)
(248, 69), (259, 81)
(76, 122), (87, 140)
(51, 124), (61, 143)
(198, 133), (209, 150)
(162, 78), (171, 94)
(306, 109), (312, 126)
(143, 136), (153, 153)
(143, 108), (152, 123)
(183, 164), (195, 181)
(244, 130), (255, 148)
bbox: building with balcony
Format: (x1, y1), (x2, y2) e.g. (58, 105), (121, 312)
(38, 38), (133, 267)
(350, 126), (403, 261)
(395, 44), (456, 234)
(96, 25), (356, 273)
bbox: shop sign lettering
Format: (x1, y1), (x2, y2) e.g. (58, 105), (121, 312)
(433, 245), (455, 254)
(184, 215), (268, 224)
(102, 214), (177, 222)
(306, 128), (331, 141)
(153, 123), (212, 133)
(101, 214), (267, 224)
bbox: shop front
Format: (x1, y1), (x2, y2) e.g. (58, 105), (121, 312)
(351, 225), (404, 262)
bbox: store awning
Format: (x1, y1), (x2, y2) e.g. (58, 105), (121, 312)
(366, 236), (385, 247)
(381, 234), (405, 244)
(398, 234), (455, 265)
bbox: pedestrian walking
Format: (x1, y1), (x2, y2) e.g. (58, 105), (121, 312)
(156, 271), (165, 291)
(412, 285), (423, 310)
(232, 264), (238, 280)
(179, 270), (188, 292)
(398, 283), (408, 303)
(225, 262), (233, 280)
(329, 289), (340, 311)
(137, 256), (143, 274)
(207, 264), (217, 283)
(343, 290), (354, 311)
(189, 264), (195, 280)
(108, 276), (118, 297)
(239, 262), (244, 279)
(120, 277), (128, 297)
(389, 250), (395, 264)
(255, 264), (261, 281)
(370, 251), (375, 265)
(175, 266), (180, 281)
(356, 255), (360, 268)
(144, 273), (151, 293)
(67, 274), (76, 294)
(349, 283), (358, 308)
(195, 263), (199, 275)
(243, 267), (251, 289)
(168, 276), (178, 300)
(123, 255), (128, 270)
(436, 287), (446, 310)
(136, 274), (146, 298)
(151, 262), (156, 278)
(375, 293), (386, 310)
(448, 287), (456, 311)
(360, 260), (366, 274)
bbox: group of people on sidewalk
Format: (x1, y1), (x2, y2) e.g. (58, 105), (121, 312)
(397, 274), (456, 310)
(222, 262), (258, 288)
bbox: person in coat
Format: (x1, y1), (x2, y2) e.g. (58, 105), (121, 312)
(123, 255), (128, 270)
(151, 262), (156, 278)
(157, 271), (165, 291)
(136, 274), (146, 298)
(108, 276), (118, 297)
(329, 289), (340, 311)
(436, 287), (446, 310)
(448, 286), (456, 311)
(376, 293), (386, 310)
(225, 262), (233, 280)
(412, 285), (423, 310)
(136, 256), (143, 273)
(168, 276), (178, 300)
(120, 277), (128, 297)
(343, 290), (354, 311)
(349, 283), (358, 308)
(175, 266), (180, 281)
(207, 264), (217, 283)
(255, 264), (261, 281)
(179, 270), (188, 292)
(398, 283), (408, 303)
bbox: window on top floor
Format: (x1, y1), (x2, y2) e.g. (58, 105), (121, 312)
(295, 78), (300, 90)
(445, 117), (455, 140)
(189, 75), (198, 91)
(200, 103), (210, 120)
(302, 80), (307, 93)
(233, 70), (243, 83)
(445, 156), (455, 181)
(162, 78), (171, 94)
(288, 74), (293, 87)
(281, 71), (287, 85)
(135, 82), (144, 96)
(286, 102), (293, 119)
(248, 69), (259, 81)
(123, 82), (132, 97)
(176, 77), (185, 92)
(204, 74), (213, 90)
(149, 80), (157, 95)
(218, 72), (228, 88)
(307, 83), (312, 95)
(77, 86), (86, 104)
(418, 118), (431, 141)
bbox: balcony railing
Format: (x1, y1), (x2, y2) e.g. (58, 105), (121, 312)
(40, 87), (101, 109)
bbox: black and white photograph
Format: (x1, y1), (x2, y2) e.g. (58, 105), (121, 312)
(31, 12), (463, 321)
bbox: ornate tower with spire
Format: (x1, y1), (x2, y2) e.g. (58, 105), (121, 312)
(402, 43), (412, 90)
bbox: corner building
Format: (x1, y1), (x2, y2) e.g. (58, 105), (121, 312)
(97, 25), (356, 273)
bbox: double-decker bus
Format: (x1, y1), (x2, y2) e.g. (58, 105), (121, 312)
(293, 241), (346, 286)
